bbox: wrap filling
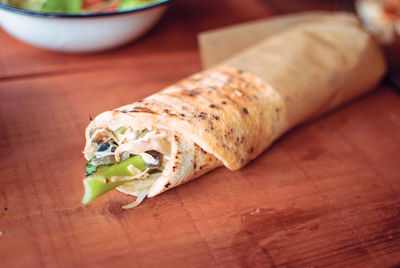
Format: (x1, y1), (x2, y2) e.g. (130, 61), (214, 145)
(82, 127), (171, 208)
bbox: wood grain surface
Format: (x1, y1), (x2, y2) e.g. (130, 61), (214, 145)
(1, 1), (400, 267)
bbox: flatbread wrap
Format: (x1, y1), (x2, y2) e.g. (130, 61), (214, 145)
(82, 13), (386, 208)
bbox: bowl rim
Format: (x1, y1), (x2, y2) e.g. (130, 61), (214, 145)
(0, 0), (170, 18)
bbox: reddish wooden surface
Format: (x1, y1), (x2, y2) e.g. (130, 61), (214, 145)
(1, 1), (400, 267)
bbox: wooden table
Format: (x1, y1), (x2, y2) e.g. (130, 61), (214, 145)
(1, 1), (399, 267)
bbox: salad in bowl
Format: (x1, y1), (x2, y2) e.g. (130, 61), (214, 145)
(1, 0), (165, 14)
(0, 0), (170, 52)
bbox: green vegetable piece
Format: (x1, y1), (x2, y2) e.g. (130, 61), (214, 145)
(4, 0), (45, 11)
(82, 156), (146, 205)
(114, 126), (127, 140)
(85, 162), (98, 176)
(85, 156), (99, 176)
(118, 0), (160, 11)
(85, 155), (116, 176)
(41, 0), (82, 14)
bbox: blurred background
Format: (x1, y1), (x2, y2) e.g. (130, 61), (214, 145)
(263, 0), (355, 13)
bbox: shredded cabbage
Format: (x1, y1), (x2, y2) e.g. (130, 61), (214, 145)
(121, 190), (148, 209)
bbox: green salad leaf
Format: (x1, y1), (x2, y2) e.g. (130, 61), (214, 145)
(85, 156), (117, 176)
(2, 0), (45, 10)
(118, 0), (161, 11)
(85, 161), (98, 176)
(41, 0), (82, 13)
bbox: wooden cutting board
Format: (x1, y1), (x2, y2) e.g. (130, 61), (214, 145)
(1, 1), (399, 267)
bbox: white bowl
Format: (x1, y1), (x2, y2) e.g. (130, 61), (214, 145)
(0, 1), (169, 53)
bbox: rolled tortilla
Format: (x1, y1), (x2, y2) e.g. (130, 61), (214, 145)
(84, 13), (386, 201)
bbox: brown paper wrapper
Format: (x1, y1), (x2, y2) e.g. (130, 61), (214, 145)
(199, 11), (359, 68)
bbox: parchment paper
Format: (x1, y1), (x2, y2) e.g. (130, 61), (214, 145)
(198, 11), (359, 68)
